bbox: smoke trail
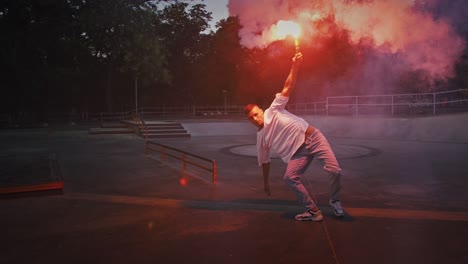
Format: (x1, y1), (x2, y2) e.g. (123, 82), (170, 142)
(228, 0), (466, 93)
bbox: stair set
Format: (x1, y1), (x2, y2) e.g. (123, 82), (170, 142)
(89, 119), (191, 139)
(130, 120), (191, 139)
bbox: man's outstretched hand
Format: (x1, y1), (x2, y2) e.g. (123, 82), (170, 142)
(292, 52), (303, 65)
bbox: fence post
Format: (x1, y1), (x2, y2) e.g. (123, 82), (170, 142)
(433, 93), (436, 115)
(144, 122), (148, 142)
(182, 153), (186, 172)
(391, 96), (394, 116)
(355, 96), (358, 115)
(326, 97), (329, 116)
(212, 161), (217, 184)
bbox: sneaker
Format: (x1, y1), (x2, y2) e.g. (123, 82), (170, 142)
(295, 209), (323, 221)
(329, 200), (344, 217)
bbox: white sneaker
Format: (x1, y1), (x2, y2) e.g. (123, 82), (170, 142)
(295, 209), (323, 221)
(329, 200), (344, 217)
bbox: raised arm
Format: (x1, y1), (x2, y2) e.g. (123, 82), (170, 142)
(280, 52), (303, 97)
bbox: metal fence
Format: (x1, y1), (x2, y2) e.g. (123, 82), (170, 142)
(2, 89), (467, 127)
(326, 89), (468, 116)
(90, 88), (468, 120)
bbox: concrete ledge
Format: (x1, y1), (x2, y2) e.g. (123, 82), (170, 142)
(89, 127), (134, 135)
(0, 182), (64, 195)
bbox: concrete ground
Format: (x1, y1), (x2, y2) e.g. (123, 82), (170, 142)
(1, 118), (468, 264)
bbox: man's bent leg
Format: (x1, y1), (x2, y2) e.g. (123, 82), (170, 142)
(305, 130), (342, 201)
(284, 146), (316, 210)
(328, 171), (342, 202)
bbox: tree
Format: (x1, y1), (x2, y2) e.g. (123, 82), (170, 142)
(450, 47), (468, 89)
(78, 0), (152, 111)
(0, 0), (86, 119)
(118, 2), (169, 111)
(209, 16), (245, 105)
(159, 2), (212, 106)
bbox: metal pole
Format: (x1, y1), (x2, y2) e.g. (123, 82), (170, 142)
(326, 97), (329, 116)
(135, 76), (138, 114)
(355, 96), (358, 115)
(391, 95), (394, 116)
(212, 161), (217, 184)
(223, 92), (227, 114)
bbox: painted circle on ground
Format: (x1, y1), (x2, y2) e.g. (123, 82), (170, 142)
(227, 144), (380, 160)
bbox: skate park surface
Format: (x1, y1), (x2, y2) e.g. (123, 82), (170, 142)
(1, 114), (468, 264)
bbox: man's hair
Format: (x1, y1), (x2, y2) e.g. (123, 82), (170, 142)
(244, 104), (258, 115)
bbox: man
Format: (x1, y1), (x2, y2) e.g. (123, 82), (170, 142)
(244, 52), (343, 221)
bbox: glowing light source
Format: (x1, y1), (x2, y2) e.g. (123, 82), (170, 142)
(275, 20), (302, 51)
(276, 20), (301, 39)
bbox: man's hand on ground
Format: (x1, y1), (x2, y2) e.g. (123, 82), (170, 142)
(264, 183), (271, 196)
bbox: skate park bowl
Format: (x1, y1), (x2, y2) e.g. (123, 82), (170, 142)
(1, 113), (468, 264)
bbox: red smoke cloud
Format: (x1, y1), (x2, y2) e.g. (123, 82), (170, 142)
(228, 0), (465, 90)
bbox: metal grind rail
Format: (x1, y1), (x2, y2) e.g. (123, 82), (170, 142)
(137, 116), (216, 183)
(146, 141), (217, 184)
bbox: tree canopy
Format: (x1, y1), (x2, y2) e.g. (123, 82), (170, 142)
(1, 0), (466, 118)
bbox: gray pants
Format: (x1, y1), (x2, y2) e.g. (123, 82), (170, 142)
(284, 130), (342, 210)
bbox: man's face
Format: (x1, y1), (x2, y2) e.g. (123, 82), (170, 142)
(246, 105), (264, 129)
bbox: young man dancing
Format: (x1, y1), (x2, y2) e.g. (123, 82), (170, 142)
(244, 52), (344, 221)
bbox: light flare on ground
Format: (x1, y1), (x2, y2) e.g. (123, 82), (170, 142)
(179, 177), (187, 187)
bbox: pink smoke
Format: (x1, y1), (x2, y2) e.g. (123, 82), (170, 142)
(228, 0), (465, 88)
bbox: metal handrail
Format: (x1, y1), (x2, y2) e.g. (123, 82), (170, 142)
(146, 141), (217, 184)
(131, 113), (148, 139)
(138, 116), (217, 183)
